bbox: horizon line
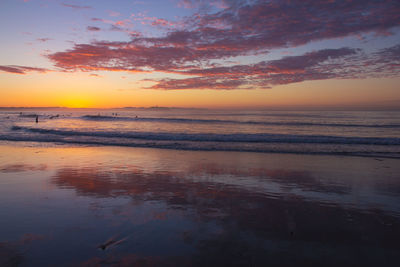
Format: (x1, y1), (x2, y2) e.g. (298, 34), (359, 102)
(1, 105), (400, 111)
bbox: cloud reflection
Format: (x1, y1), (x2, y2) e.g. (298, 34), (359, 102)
(0, 163), (47, 173)
(51, 164), (400, 250)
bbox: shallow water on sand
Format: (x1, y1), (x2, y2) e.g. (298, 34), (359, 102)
(0, 143), (400, 266)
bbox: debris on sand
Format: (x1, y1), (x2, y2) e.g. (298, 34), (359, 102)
(97, 236), (127, 250)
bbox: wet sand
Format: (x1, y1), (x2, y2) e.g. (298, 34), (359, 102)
(0, 142), (400, 266)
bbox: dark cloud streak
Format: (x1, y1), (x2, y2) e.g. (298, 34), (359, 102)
(61, 3), (91, 10)
(0, 65), (49, 75)
(87, 26), (101, 32)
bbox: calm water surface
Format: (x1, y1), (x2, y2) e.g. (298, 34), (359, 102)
(0, 143), (399, 266)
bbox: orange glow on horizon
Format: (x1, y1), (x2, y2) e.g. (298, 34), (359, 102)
(1, 71), (400, 109)
(60, 97), (93, 108)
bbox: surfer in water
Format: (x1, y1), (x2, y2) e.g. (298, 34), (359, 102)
(35, 115), (38, 123)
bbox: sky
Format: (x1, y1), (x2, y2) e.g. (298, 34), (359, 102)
(0, 0), (399, 108)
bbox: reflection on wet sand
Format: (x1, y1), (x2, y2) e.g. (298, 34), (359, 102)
(188, 163), (351, 194)
(80, 253), (189, 267)
(0, 234), (46, 267)
(51, 164), (400, 266)
(0, 242), (23, 267)
(1, 144), (400, 266)
(0, 163), (47, 173)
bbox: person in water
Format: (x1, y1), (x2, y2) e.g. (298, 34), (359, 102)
(35, 115), (38, 123)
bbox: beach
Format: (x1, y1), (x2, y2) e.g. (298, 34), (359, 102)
(2, 0), (400, 265)
(1, 142), (399, 266)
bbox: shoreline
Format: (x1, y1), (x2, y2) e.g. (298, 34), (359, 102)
(1, 140), (399, 159)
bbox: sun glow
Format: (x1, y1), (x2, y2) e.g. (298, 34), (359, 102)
(61, 97), (93, 108)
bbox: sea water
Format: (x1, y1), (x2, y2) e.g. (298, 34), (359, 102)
(1, 108), (399, 157)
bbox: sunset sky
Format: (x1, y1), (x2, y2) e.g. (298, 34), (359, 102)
(1, 0), (399, 108)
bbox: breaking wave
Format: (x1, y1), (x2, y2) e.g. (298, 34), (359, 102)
(10, 125), (400, 145)
(80, 115), (400, 128)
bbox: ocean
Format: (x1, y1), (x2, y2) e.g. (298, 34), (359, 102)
(1, 108), (400, 266)
(1, 108), (400, 157)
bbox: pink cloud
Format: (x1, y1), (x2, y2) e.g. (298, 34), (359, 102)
(210, 0), (229, 9)
(148, 77), (245, 90)
(91, 17), (135, 33)
(56, 0), (399, 68)
(178, 0), (231, 10)
(178, 0), (195, 9)
(37, 38), (52, 42)
(61, 3), (91, 10)
(115, 19), (131, 27)
(146, 46), (400, 90)
(151, 18), (175, 27)
(47, 0), (400, 89)
(47, 41), (400, 89)
(130, 13), (177, 29)
(87, 26), (101, 32)
(0, 65), (49, 75)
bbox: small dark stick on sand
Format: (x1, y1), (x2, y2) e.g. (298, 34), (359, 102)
(35, 115), (38, 123)
(97, 239), (115, 250)
(97, 237), (127, 250)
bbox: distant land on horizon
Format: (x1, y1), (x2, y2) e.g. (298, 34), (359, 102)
(1, 101), (400, 111)
(0, 106), (201, 111)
